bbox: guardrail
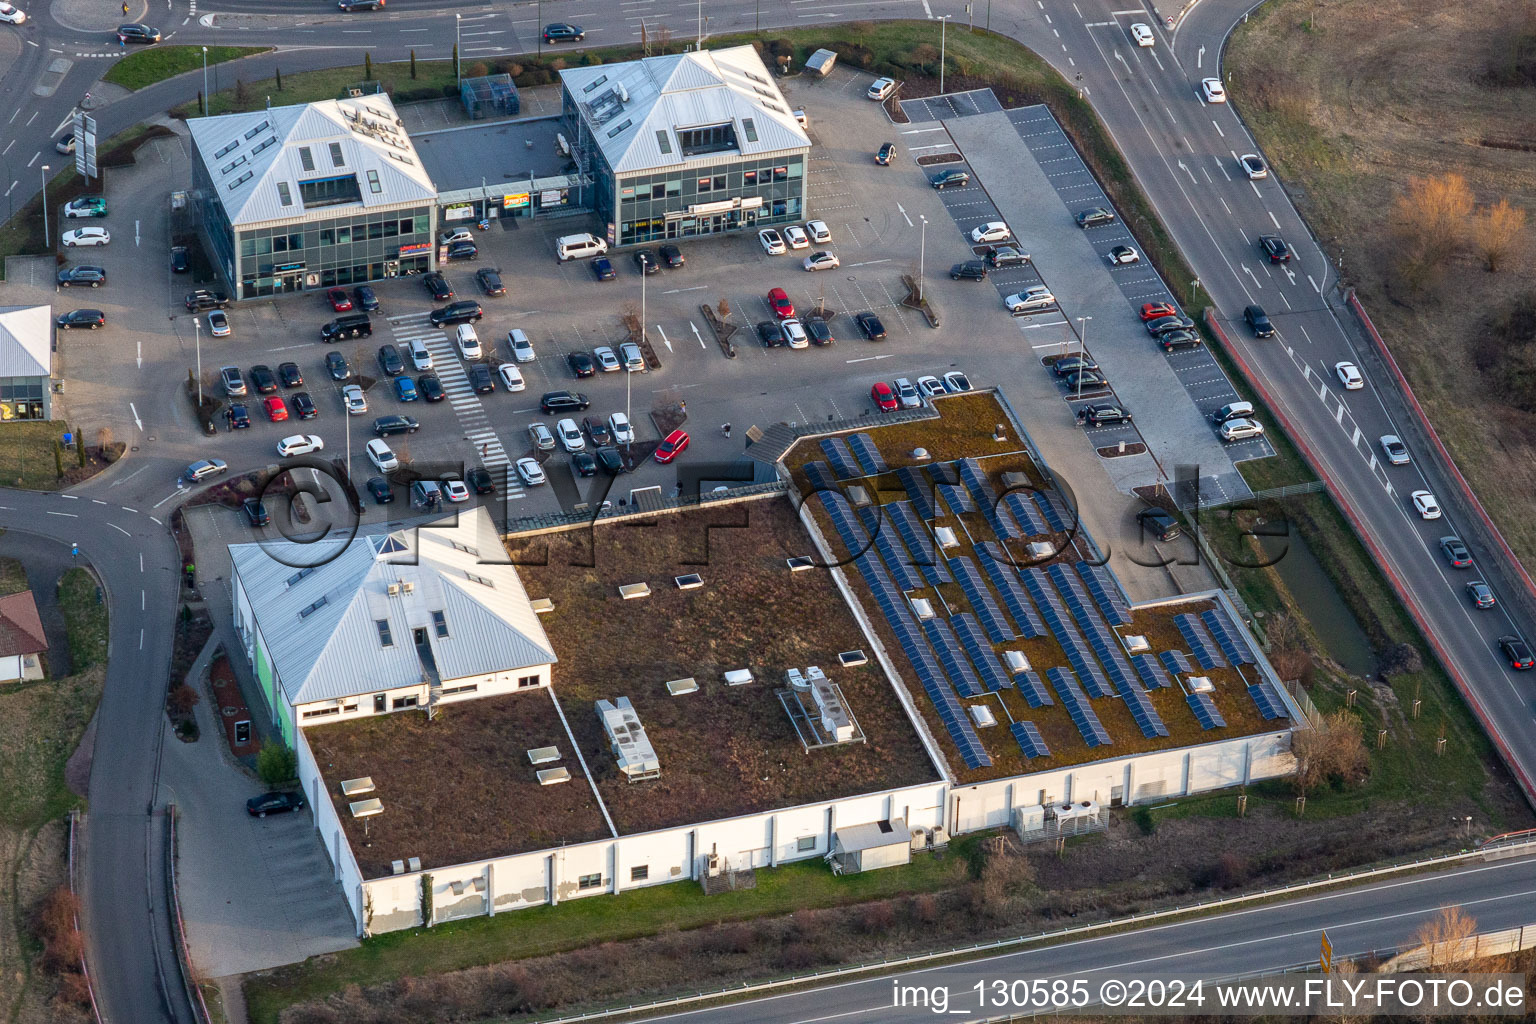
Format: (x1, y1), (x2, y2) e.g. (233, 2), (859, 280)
(166, 805), (212, 1024)
(67, 810), (103, 1024)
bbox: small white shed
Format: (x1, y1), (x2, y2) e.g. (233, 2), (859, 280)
(827, 818), (911, 874)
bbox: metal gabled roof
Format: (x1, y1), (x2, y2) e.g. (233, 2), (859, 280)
(188, 93), (436, 228)
(0, 306), (52, 378)
(560, 45), (810, 176)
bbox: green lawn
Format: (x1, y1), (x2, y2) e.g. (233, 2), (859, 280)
(57, 567), (108, 672)
(0, 423), (68, 490)
(0, 556), (26, 597)
(103, 45), (270, 92)
(171, 60), (462, 118)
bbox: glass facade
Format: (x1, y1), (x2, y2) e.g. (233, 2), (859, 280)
(613, 155), (805, 245)
(0, 377), (47, 420)
(235, 207), (433, 299)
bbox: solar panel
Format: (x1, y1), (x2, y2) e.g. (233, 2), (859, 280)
(1186, 691), (1227, 730)
(817, 491), (870, 561)
(803, 460), (836, 494)
(1035, 489), (1075, 533)
(1131, 653), (1173, 689)
(923, 618), (985, 697)
(1047, 667), (1113, 748)
(1160, 650), (1193, 675)
(896, 467), (937, 520)
(1050, 564), (1141, 699)
(1021, 569), (1115, 699)
(929, 462), (959, 487)
(1014, 670), (1054, 709)
(947, 556), (1016, 643)
(820, 437), (860, 480)
(859, 506), (924, 592)
(951, 613), (1013, 693)
(1011, 721), (1051, 759)
(1202, 607), (1254, 665)
(1248, 681), (1290, 721)
(888, 501), (952, 585)
(849, 433), (887, 475)
(1175, 614), (1228, 669)
(975, 544), (1046, 639)
(1118, 676), (1169, 739)
(1076, 561), (1133, 626)
(1004, 491), (1049, 536)
(956, 458), (1023, 540)
(937, 483), (975, 515)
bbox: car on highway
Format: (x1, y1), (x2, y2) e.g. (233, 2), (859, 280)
(593, 346), (620, 372)
(183, 459), (227, 484)
(633, 249), (660, 275)
(659, 243), (684, 267)
(540, 390), (589, 414)
(343, 384), (368, 414)
(1218, 418), (1266, 442)
(220, 366), (247, 396)
(476, 267), (506, 296)
(57, 265), (106, 287)
(871, 381), (898, 412)
(758, 227), (786, 255)
(950, 260), (988, 281)
(1138, 507), (1182, 542)
(429, 301), (482, 327)
(868, 77), (897, 101)
(1107, 245), (1140, 265)
(783, 225), (810, 250)
(1130, 22), (1154, 46)
(591, 256), (617, 281)
(498, 363), (525, 391)
(394, 376), (419, 402)
(1005, 287), (1054, 313)
(1244, 305), (1275, 338)
(608, 411), (634, 444)
(654, 429), (690, 464)
(1499, 635), (1534, 671)
(337, 0), (385, 11)
(277, 434), (323, 457)
(1240, 153), (1268, 179)
(423, 272), (453, 301)
(207, 310), (230, 337)
(64, 196), (108, 218)
(943, 371), (971, 392)
(56, 309), (105, 330)
(543, 22), (584, 42)
(1258, 234), (1292, 262)
(987, 245), (1029, 268)
(291, 392), (317, 420)
(805, 316), (834, 346)
(1379, 435), (1410, 465)
(516, 457), (546, 486)
(876, 142), (896, 165)
(855, 312), (886, 340)
(768, 287), (795, 319)
(1411, 489), (1441, 519)
(1201, 77), (1226, 103)
(62, 227), (110, 247)
(1335, 362), (1364, 390)
(970, 221), (1011, 245)
(246, 791), (304, 817)
(930, 168), (971, 189)
(263, 396), (288, 422)
(366, 438), (398, 472)
(568, 351), (596, 378)
(1440, 536), (1472, 568)
(1466, 581), (1495, 609)
(803, 251), (840, 272)
(326, 287), (352, 312)
(1075, 207), (1115, 228)
(241, 498), (270, 527)
(117, 23), (160, 43)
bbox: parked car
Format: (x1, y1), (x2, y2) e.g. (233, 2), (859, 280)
(1218, 418), (1266, 442)
(61, 227), (110, 247)
(756, 320), (784, 347)
(593, 346), (620, 372)
(394, 376), (419, 402)
(429, 301), (482, 327)
(1157, 330), (1202, 351)
(441, 475), (471, 503)
(246, 791), (304, 817)
(950, 261), (988, 281)
(782, 318), (809, 349)
(55, 309), (105, 330)
(423, 272), (453, 301)
(591, 256), (617, 281)
(499, 363), (526, 391)
(556, 418), (586, 453)
(528, 423), (556, 451)
(758, 228), (786, 255)
(342, 384), (368, 414)
(325, 351), (350, 381)
(783, 225), (810, 250)
(242, 498), (270, 526)
(596, 447), (626, 475)
(446, 240), (479, 262)
(366, 438), (399, 472)
(352, 285), (380, 311)
(855, 312), (886, 340)
(1062, 369), (1107, 391)
(870, 381), (898, 412)
(63, 196), (108, 218)
(867, 77), (897, 101)
(633, 249), (660, 275)
(418, 375), (444, 402)
(917, 375), (946, 399)
(169, 246), (189, 273)
(805, 316), (834, 346)
(184, 289), (229, 311)
(248, 365), (277, 394)
(263, 396), (288, 422)
(654, 429), (690, 463)
(931, 168), (971, 189)
(367, 477), (394, 504)
(970, 222), (1011, 245)
(326, 287), (353, 312)
(568, 351), (596, 378)
(516, 457), (547, 485)
(987, 246), (1028, 268)
(659, 244), (684, 267)
(584, 416), (613, 446)
(942, 371), (971, 392)
(1145, 315), (1195, 335)
(508, 329), (534, 363)
(226, 404), (250, 429)
(620, 343), (645, 371)
(571, 451), (597, 477)
(1076, 207), (1116, 228)
(220, 366), (247, 396)
(468, 364), (495, 394)
(768, 287), (794, 319)
(291, 392), (317, 420)
(1244, 305), (1275, 338)
(894, 378), (921, 409)
(278, 362), (303, 387)
(1138, 507), (1182, 542)
(476, 267), (506, 296)
(183, 458), (227, 483)
(57, 265), (106, 288)
(1005, 287), (1054, 313)
(1107, 245), (1140, 265)
(1053, 355), (1099, 377)
(1083, 402), (1132, 426)
(1141, 302), (1178, 321)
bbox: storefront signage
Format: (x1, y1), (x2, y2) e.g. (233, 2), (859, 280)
(502, 193), (530, 210)
(398, 242), (432, 256)
(443, 203), (475, 222)
(540, 189), (564, 207)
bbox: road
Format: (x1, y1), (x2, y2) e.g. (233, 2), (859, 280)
(631, 851), (1536, 1023)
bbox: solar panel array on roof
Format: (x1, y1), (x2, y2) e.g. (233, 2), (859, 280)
(1014, 670), (1054, 709)
(820, 437), (860, 480)
(896, 467), (937, 520)
(1048, 563), (1141, 701)
(952, 613), (1013, 693)
(1247, 681), (1290, 721)
(848, 433), (887, 474)
(817, 490), (870, 561)
(1118, 674), (1170, 739)
(1176, 614), (1228, 669)
(975, 544), (1046, 639)
(1004, 491), (1048, 536)
(957, 458), (1022, 540)
(1020, 569), (1114, 698)
(1076, 561), (1132, 625)
(1047, 667), (1113, 748)
(1011, 720), (1051, 759)
(1202, 607), (1254, 665)
(930, 462), (959, 487)
(803, 460), (836, 494)
(1035, 489), (1074, 533)
(858, 506), (924, 592)
(888, 501), (951, 585)
(1131, 653), (1173, 689)
(1160, 650), (1194, 676)
(947, 556), (1015, 644)
(937, 483), (975, 515)
(1186, 691), (1227, 730)
(923, 618), (984, 697)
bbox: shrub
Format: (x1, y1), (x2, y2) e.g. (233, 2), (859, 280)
(858, 900), (896, 934)
(831, 41), (875, 68)
(907, 892), (940, 925)
(256, 741), (298, 786)
(33, 886), (83, 972)
(167, 684), (201, 716)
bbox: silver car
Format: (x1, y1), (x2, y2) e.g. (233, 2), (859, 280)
(620, 342), (645, 371)
(529, 422), (556, 451)
(593, 345), (621, 372)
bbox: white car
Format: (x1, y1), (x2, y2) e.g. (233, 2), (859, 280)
(63, 197), (105, 218)
(758, 228), (786, 255)
(894, 377), (922, 409)
(806, 220), (831, 244)
(0, 4), (27, 23)
(868, 77), (897, 101)
(783, 225), (810, 250)
(942, 371), (972, 392)
(803, 251), (840, 272)
(1201, 77), (1227, 103)
(1239, 153), (1268, 179)
(276, 434), (324, 457)
(782, 318), (808, 349)
(609, 411), (634, 445)
(1005, 288), (1054, 313)
(61, 227), (110, 247)
(1107, 245), (1140, 265)
(1411, 489), (1442, 520)
(1334, 361), (1364, 390)
(970, 221), (1012, 245)
(556, 417), (586, 452)
(207, 311), (230, 338)
(366, 438), (398, 472)
(508, 328), (535, 363)
(1130, 22), (1154, 46)
(406, 339), (433, 371)
(516, 457), (546, 486)
(1380, 434), (1410, 465)
(529, 422), (555, 451)
(455, 323), (482, 360)
(593, 345), (620, 372)
(497, 363), (525, 391)
(1218, 418), (1265, 442)
(917, 375), (946, 399)
(441, 477), (470, 503)
(342, 384), (367, 415)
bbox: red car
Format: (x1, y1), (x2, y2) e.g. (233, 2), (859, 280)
(1140, 302), (1177, 321)
(326, 287), (353, 312)
(871, 381), (898, 412)
(654, 429), (690, 464)
(767, 287), (794, 320)
(263, 396), (289, 422)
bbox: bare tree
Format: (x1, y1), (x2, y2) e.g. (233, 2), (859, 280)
(1391, 174), (1475, 289)
(1292, 710), (1368, 794)
(1471, 198), (1528, 272)
(1413, 905), (1479, 972)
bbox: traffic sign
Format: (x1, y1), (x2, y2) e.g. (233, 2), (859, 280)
(1320, 929), (1333, 973)
(73, 111), (98, 180)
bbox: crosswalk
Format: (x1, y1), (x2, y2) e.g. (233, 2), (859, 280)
(386, 312), (524, 501)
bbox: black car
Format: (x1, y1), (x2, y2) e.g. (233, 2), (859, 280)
(377, 345), (404, 376)
(806, 316), (834, 346)
(429, 301), (482, 327)
(352, 285), (379, 311)
(1157, 329), (1203, 351)
(246, 791), (305, 817)
(1063, 369), (1107, 390)
(633, 249), (660, 275)
(468, 363), (495, 394)
(249, 364), (278, 394)
(659, 244), (684, 268)
(543, 22), (584, 42)
(855, 312), (886, 340)
(950, 261), (988, 281)
(367, 476), (395, 504)
(468, 467), (495, 494)
(540, 390), (590, 414)
(572, 451), (597, 477)
(1082, 402), (1132, 425)
(56, 309), (105, 330)
(423, 272), (453, 301)
(446, 240), (479, 262)
(337, 0), (384, 10)
(1258, 234), (1291, 262)
(170, 246), (190, 273)
(876, 142), (896, 166)
(476, 267), (506, 296)
(595, 447), (626, 475)
(930, 168), (970, 189)
(1137, 507), (1182, 542)
(291, 392), (317, 420)
(1145, 315), (1196, 336)
(373, 414), (419, 436)
(568, 351), (596, 378)
(1076, 207), (1116, 228)
(1499, 635), (1534, 671)
(184, 289), (230, 311)
(117, 23), (161, 43)
(584, 416), (613, 446)
(58, 265), (106, 287)
(591, 256), (616, 281)
(325, 352), (350, 381)
(242, 498), (270, 527)
(226, 403), (251, 429)
(418, 375), (445, 402)
(1053, 355), (1099, 377)
(278, 362), (304, 387)
(756, 320), (784, 347)
(987, 246), (1029, 268)
(1244, 305), (1275, 338)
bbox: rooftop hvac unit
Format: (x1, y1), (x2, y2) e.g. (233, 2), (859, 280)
(1025, 541), (1056, 561)
(811, 677), (855, 742)
(909, 826), (928, 851)
(347, 88), (363, 97)
(705, 852), (722, 877)
(934, 526), (960, 549)
(1123, 634), (1150, 653)
(615, 82), (629, 103)
(968, 704), (997, 728)
(387, 583), (400, 596)
(1014, 804), (1046, 835)
(805, 665), (827, 685)
(401, 581), (415, 594)
(786, 667), (808, 689)
(1187, 675), (1214, 693)
(556, 133), (571, 157)
(1003, 650), (1032, 675)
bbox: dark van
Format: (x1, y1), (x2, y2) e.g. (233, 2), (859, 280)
(321, 313), (372, 342)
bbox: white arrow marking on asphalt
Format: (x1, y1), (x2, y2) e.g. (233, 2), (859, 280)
(135, 220), (140, 246)
(1198, 45), (1205, 67)
(1242, 266), (1263, 289)
(655, 326), (671, 352)
(1176, 160), (1197, 185)
(130, 402), (142, 430)
(46, 511), (78, 517)
(690, 321), (706, 349)
(153, 489), (181, 508)
(896, 203), (913, 228)
(136, 341), (141, 369)
(661, 285), (706, 294)
(845, 354), (894, 363)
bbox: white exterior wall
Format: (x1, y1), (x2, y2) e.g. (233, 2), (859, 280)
(293, 665), (552, 727)
(295, 729), (367, 935)
(0, 654), (24, 682)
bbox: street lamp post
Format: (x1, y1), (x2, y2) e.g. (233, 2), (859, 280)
(39, 165), (49, 247)
(455, 15), (462, 83)
(1075, 315), (1092, 401)
(1190, 277), (1201, 309)
(918, 215), (928, 302)
(202, 47), (209, 115)
(193, 314), (203, 408)
(939, 16), (952, 94)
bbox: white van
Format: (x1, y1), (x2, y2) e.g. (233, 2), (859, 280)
(556, 232), (607, 262)
(455, 323), (482, 359)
